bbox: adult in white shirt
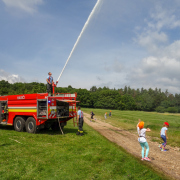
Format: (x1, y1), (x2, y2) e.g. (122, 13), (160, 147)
(76, 106), (84, 136)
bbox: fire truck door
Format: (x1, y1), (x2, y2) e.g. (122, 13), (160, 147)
(37, 99), (48, 119)
(56, 100), (69, 118)
(0, 101), (8, 124)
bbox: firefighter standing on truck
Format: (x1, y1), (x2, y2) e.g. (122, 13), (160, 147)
(46, 72), (54, 96)
(76, 106), (84, 136)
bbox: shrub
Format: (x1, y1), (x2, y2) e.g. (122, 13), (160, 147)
(156, 106), (165, 113)
(166, 107), (178, 113)
(176, 107), (180, 113)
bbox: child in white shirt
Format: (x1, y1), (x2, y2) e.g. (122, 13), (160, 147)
(137, 119), (151, 161)
(159, 122), (169, 152)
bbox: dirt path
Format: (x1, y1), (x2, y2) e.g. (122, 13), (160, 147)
(83, 113), (180, 180)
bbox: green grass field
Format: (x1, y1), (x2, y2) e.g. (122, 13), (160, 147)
(0, 120), (167, 180)
(83, 108), (180, 148)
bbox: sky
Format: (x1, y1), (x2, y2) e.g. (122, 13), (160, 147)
(1, 0), (180, 94)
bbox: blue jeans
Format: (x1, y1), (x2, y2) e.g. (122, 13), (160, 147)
(161, 135), (167, 147)
(139, 142), (149, 158)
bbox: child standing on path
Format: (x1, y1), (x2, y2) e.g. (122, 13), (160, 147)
(109, 111), (112, 117)
(137, 119), (151, 161)
(104, 112), (107, 119)
(90, 111), (95, 121)
(159, 122), (169, 151)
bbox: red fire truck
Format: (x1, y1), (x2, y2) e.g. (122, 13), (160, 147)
(0, 93), (77, 133)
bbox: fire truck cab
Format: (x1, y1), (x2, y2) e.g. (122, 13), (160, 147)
(0, 93), (77, 133)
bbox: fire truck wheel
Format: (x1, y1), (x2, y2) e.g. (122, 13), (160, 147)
(14, 116), (25, 132)
(25, 117), (37, 133)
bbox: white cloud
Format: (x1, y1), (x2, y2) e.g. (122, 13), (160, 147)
(0, 69), (25, 83)
(134, 4), (180, 54)
(2, 0), (44, 14)
(130, 3), (180, 93)
(127, 55), (180, 93)
(163, 40), (180, 60)
(149, 6), (180, 30)
(136, 31), (168, 53)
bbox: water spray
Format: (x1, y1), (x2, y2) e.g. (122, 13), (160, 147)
(56, 0), (101, 85)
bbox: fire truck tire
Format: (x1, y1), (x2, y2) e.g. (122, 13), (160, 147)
(25, 117), (37, 133)
(14, 116), (26, 132)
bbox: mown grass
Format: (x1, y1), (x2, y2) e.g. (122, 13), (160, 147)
(83, 108), (180, 147)
(0, 121), (167, 180)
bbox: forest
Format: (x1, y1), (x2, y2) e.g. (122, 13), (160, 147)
(1, 80), (180, 113)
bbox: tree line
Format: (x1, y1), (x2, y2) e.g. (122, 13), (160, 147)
(1, 80), (180, 113)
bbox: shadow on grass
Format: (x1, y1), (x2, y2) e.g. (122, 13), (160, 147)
(0, 143), (12, 146)
(0, 125), (14, 131)
(0, 125), (88, 136)
(38, 127), (80, 135)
